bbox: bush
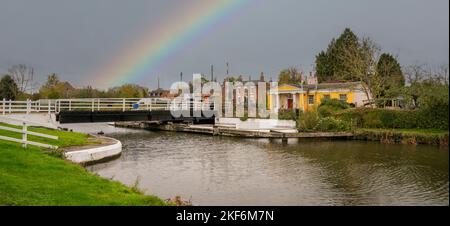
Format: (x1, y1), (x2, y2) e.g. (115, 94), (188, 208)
(416, 100), (449, 130)
(297, 111), (320, 132)
(335, 107), (448, 130)
(278, 109), (298, 120)
(316, 117), (351, 132)
(318, 99), (350, 117)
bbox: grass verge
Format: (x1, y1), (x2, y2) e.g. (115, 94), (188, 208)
(354, 128), (449, 146)
(0, 123), (166, 206)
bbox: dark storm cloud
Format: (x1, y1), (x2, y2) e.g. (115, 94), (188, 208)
(0, 0), (448, 89)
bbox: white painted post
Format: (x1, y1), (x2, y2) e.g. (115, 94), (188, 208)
(293, 93), (297, 110)
(8, 99), (11, 113)
(69, 100), (72, 111)
(91, 99), (94, 112)
(22, 122), (27, 148)
(97, 99), (100, 111)
(58, 100), (61, 113)
(122, 99), (125, 112)
(26, 99), (31, 114)
(2, 98), (5, 115)
(275, 94), (280, 111)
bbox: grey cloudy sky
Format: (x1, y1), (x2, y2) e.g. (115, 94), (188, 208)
(0, 0), (448, 89)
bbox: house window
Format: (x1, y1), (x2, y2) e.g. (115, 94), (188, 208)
(323, 94), (331, 100)
(308, 95), (315, 105)
(339, 94), (347, 102)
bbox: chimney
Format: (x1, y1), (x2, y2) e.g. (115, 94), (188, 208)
(307, 72), (318, 85)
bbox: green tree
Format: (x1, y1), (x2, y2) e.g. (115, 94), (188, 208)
(315, 50), (334, 82)
(107, 84), (148, 98)
(44, 73), (60, 88)
(315, 28), (361, 82)
(278, 67), (303, 85)
(403, 64), (449, 109)
(375, 53), (404, 98)
(39, 73), (76, 99)
(0, 75), (18, 100)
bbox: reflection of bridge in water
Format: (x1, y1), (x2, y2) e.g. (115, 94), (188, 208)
(1, 98), (215, 124)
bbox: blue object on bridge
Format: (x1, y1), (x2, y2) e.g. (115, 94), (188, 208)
(132, 103), (139, 109)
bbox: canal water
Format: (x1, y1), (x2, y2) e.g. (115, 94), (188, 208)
(66, 123), (449, 206)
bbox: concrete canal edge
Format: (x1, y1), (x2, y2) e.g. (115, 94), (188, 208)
(114, 121), (354, 139)
(63, 136), (122, 166)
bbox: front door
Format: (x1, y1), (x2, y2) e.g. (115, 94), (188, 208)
(287, 99), (293, 109)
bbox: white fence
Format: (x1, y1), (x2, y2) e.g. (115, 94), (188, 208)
(1, 98), (172, 114)
(0, 118), (59, 149)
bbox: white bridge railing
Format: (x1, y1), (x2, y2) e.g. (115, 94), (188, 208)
(1, 98), (172, 114)
(1, 98), (220, 116)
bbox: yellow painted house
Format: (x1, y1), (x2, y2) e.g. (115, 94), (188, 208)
(268, 82), (371, 111)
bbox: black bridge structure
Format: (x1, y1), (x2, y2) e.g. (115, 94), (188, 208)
(0, 98), (215, 124)
(56, 109), (215, 124)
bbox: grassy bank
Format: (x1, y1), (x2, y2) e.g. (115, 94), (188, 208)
(0, 123), (166, 206)
(354, 128), (449, 146)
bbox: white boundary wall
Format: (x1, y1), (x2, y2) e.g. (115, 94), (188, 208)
(216, 118), (296, 130)
(64, 138), (122, 164)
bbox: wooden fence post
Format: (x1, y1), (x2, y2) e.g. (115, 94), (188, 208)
(2, 98), (5, 115)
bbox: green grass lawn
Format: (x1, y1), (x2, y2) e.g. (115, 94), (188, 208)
(0, 122), (98, 147)
(0, 123), (166, 206)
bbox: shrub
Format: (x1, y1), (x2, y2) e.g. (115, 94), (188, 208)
(316, 117), (351, 132)
(278, 109), (298, 120)
(416, 100), (449, 130)
(318, 99), (350, 117)
(335, 107), (447, 130)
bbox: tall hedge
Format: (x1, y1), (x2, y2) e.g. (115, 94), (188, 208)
(335, 107), (448, 130)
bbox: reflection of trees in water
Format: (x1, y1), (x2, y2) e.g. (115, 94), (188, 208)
(90, 131), (448, 205)
(273, 141), (448, 205)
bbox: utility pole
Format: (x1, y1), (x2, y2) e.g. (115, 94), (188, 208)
(210, 65), (214, 81)
(180, 72), (183, 82)
(226, 62), (229, 76)
(157, 77), (160, 89)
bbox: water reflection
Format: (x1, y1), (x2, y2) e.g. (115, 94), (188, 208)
(66, 123), (449, 206)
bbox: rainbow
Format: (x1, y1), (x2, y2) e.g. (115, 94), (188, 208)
(93, 0), (251, 88)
